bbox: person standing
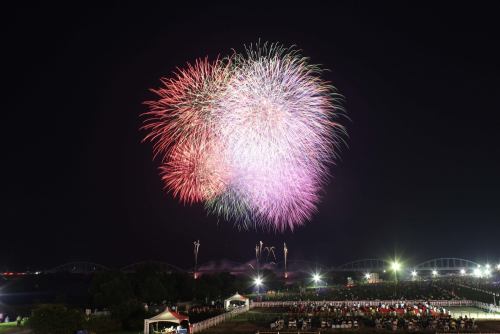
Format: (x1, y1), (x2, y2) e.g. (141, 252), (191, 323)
(16, 315), (21, 327)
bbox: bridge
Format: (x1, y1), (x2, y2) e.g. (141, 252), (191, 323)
(46, 262), (108, 274)
(336, 259), (393, 272)
(45, 258), (497, 275)
(121, 262), (183, 274)
(413, 258), (482, 272)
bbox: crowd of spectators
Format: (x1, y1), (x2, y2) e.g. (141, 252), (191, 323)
(373, 315), (478, 331)
(287, 300), (460, 316)
(448, 277), (500, 297)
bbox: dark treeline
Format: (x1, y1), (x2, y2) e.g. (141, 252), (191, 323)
(19, 261), (287, 333)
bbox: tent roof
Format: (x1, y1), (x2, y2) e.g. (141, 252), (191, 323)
(149, 308), (189, 323)
(225, 293), (248, 302)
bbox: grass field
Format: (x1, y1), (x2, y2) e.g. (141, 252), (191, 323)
(0, 322), (27, 334)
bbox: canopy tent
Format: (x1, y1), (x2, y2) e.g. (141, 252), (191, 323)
(224, 293), (249, 311)
(144, 308), (189, 334)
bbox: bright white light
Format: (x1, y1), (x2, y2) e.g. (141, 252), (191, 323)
(486, 264), (491, 269)
(393, 263), (400, 270)
(460, 269), (465, 274)
(255, 278), (261, 285)
(498, 264), (500, 269)
(365, 273), (371, 279)
(433, 271), (437, 275)
(474, 269), (481, 276)
(485, 269), (491, 275)
(314, 274), (320, 281)
(412, 271), (417, 276)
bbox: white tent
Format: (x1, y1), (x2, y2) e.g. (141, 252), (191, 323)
(144, 308), (189, 334)
(224, 293), (249, 311)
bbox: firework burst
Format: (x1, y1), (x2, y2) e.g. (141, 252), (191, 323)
(142, 43), (347, 231)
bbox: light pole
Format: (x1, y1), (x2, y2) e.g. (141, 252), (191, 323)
(393, 263), (400, 282)
(314, 274), (320, 287)
(255, 278), (261, 294)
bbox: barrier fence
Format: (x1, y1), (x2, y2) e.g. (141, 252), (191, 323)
(190, 305), (248, 333)
(250, 300), (473, 308)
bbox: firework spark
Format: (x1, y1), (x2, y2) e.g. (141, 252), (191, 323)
(142, 43), (347, 231)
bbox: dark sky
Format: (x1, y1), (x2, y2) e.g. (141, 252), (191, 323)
(2, 1), (499, 272)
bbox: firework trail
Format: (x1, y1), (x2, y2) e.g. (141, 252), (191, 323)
(142, 43), (347, 231)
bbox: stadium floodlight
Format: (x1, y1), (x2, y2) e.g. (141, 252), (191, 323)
(365, 273), (371, 279)
(485, 269), (491, 275)
(498, 264), (500, 269)
(314, 274), (320, 281)
(255, 278), (262, 285)
(433, 270), (438, 276)
(474, 269), (481, 276)
(486, 264), (490, 269)
(460, 269), (465, 275)
(412, 271), (417, 277)
(393, 263), (400, 270)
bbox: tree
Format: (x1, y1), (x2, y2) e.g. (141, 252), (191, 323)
(134, 260), (164, 282)
(140, 277), (168, 303)
(29, 304), (85, 334)
(88, 269), (134, 307)
(110, 298), (145, 324)
(262, 269), (283, 291)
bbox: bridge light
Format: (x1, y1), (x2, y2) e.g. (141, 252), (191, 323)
(393, 263), (400, 270)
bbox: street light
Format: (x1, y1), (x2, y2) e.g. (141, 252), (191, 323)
(313, 274), (320, 286)
(393, 263), (399, 282)
(255, 278), (261, 294)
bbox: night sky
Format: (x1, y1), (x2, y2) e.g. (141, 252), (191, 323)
(2, 2), (499, 272)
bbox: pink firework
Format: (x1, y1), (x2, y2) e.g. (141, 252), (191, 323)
(142, 43), (347, 231)
(212, 43), (346, 231)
